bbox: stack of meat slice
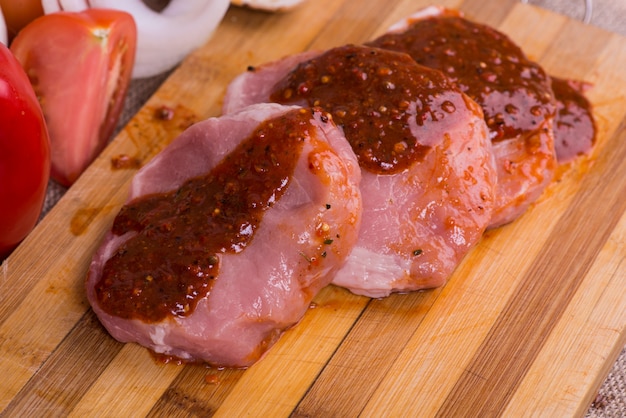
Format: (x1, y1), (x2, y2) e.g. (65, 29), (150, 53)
(87, 6), (596, 367)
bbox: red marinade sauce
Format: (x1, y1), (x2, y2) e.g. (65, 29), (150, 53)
(367, 15), (555, 143)
(269, 44), (466, 174)
(551, 77), (596, 163)
(95, 108), (311, 322)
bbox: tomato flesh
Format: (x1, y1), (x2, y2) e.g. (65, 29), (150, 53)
(11, 9), (137, 186)
(0, 42), (51, 260)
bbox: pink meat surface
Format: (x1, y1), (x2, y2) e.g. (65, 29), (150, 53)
(223, 45), (497, 297)
(86, 103), (362, 367)
(368, 6), (557, 228)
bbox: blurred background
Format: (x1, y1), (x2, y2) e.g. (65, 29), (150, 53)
(523, 0), (625, 35)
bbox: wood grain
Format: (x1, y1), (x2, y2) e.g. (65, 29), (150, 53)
(1, 1), (625, 417)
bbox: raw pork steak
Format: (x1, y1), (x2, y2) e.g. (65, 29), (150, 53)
(224, 45), (497, 297)
(368, 6), (557, 228)
(86, 103), (362, 367)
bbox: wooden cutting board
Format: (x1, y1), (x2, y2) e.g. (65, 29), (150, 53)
(1, 0), (625, 416)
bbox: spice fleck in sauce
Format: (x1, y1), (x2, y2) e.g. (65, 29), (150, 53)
(368, 15), (555, 143)
(551, 77), (596, 163)
(270, 44), (465, 174)
(111, 154), (142, 170)
(96, 109), (311, 322)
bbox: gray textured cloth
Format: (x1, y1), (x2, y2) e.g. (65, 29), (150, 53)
(39, 1), (624, 416)
(587, 347), (626, 417)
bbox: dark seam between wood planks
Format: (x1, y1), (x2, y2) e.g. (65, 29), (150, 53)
(3, 310), (123, 416)
(292, 291), (442, 417)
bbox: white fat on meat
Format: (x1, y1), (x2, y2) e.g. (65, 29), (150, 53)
(223, 45), (497, 298)
(86, 103), (362, 367)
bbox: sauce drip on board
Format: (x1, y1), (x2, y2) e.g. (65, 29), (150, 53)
(95, 108), (311, 322)
(368, 15), (555, 143)
(551, 77), (596, 163)
(270, 44), (466, 174)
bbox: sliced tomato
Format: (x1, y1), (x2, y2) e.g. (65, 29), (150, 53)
(11, 9), (137, 186)
(0, 42), (51, 260)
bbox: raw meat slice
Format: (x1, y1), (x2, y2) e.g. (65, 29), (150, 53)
(223, 45), (497, 297)
(550, 77), (596, 163)
(368, 6), (557, 228)
(223, 50), (320, 115)
(86, 103), (362, 367)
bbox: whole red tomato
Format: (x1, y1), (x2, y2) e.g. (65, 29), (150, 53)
(0, 42), (51, 260)
(11, 9), (137, 186)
